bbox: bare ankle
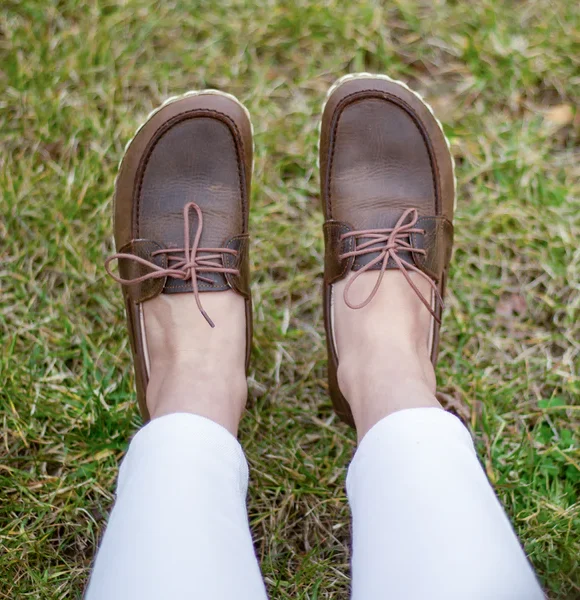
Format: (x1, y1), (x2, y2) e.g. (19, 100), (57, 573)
(338, 343), (440, 440)
(142, 292), (248, 435)
(333, 272), (442, 440)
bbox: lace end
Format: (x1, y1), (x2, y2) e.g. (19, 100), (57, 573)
(200, 309), (216, 328)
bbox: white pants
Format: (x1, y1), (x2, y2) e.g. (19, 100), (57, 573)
(86, 408), (544, 599)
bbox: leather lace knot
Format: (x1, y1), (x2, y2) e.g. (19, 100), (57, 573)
(339, 208), (443, 322)
(105, 201), (239, 328)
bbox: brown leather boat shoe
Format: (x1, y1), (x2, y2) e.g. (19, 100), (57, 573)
(319, 74), (455, 427)
(105, 91), (253, 421)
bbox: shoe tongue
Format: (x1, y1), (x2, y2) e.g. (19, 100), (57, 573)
(158, 203), (230, 295)
(163, 252), (228, 294)
(350, 207), (417, 272)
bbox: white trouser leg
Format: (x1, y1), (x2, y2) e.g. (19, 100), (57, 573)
(85, 413), (268, 600)
(347, 407), (544, 600)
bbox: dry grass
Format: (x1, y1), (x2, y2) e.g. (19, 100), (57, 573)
(1, 0), (579, 598)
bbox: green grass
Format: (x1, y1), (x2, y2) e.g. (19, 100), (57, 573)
(1, 0), (579, 597)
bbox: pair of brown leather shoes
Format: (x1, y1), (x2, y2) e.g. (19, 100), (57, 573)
(106, 75), (455, 428)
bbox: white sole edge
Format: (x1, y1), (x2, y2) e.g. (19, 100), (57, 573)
(318, 72), (457, 208)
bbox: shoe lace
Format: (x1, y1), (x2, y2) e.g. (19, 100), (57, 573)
(338, 208), (443, 322)
(105, 201), (239, 328)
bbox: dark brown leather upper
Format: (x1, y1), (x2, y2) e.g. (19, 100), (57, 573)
(110, 92), (253, 420)
(320, 76), (455, 427)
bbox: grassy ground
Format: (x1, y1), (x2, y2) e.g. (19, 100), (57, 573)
(1, 0), (579, 597)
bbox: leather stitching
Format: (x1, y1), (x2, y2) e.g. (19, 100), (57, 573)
(117, 239), (167, 303)
(168, 281), (228, 292)
(338, 223), (353, 278)
(324, 221), (354, 283)
(224, 234), (250, 296)
(409, 216), (453, 281)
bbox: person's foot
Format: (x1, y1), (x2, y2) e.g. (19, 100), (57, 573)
(143, 292), (248, 434)
(319, 74), (455, 439)
(106, 91), (253, 435)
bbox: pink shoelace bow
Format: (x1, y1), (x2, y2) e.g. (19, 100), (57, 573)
(105, 202), (239, 328)
(338, 208), (443, 322)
